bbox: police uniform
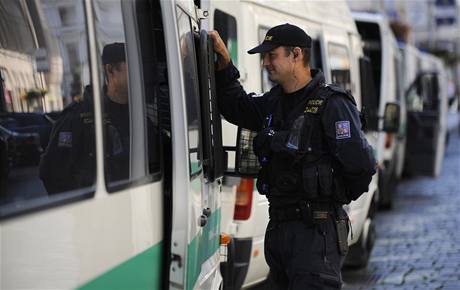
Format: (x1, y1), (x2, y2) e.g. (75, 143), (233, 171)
(39, 85), (130, 194)
(215, 24), (376, 289)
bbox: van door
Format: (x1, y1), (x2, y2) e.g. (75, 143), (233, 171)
(167, 3), (223, 289)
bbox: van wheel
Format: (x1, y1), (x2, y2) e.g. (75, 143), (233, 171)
(379, 167), (397, 210)
(344, 217), (376, 269)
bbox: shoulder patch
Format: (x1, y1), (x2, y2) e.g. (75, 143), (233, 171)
(58, 131), (73, 147)
(335, 121), (351, 139)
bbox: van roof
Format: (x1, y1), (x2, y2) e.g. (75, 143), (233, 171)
(243, 0), (357, 33)
(352, 11), (386, 25)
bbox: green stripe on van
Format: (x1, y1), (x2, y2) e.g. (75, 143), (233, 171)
(186, 208), (221, 290)
(78, 242), (163, 290)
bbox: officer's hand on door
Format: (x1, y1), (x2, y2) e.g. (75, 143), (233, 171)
(208, 31), (231, 71)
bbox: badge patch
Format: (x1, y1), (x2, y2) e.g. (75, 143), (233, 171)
(58, 132), (72, 147)
(335, 121), (351, 139)
(304, 106), (319, 114)
(307, 99), (323, 106)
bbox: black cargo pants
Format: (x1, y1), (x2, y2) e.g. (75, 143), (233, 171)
(264, 213), (345, 289)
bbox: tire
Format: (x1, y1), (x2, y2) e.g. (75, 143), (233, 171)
(344, 218), (376, 268)
(378, 165), (397, 210)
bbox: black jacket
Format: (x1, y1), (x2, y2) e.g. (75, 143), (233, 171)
(216, 63), (376, 205)
(39, 86), (130, 194)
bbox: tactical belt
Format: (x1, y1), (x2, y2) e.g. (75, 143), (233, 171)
(269, 201), (335, 225)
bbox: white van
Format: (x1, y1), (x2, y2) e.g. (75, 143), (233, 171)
(352, 12), (406, 209)
(0, 0), (225, 289)
(203, 0), (390, 287)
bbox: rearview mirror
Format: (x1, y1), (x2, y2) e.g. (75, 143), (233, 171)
(382, 102), (400, 133)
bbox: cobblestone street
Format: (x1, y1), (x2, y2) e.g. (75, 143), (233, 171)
(342, 128), (460, 290)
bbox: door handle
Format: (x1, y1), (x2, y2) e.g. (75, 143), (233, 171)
(199, 214), (208, 227)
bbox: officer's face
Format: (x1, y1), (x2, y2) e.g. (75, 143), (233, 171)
(262, 46), (294, 84)
(107, 62), (129, 103)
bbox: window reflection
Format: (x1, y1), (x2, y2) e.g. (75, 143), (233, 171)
(0, 0), (92, 207)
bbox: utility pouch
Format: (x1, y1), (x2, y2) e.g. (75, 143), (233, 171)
(335, 219), (349, 256)
(298, 201), (313, 226)
(334, 208), (349, 256)
(275, 172), (299, 192)
(302, 165), (319, 199)
(318, 163), (333, 197)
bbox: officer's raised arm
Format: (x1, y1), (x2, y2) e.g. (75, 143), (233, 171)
(208, 30), (268, 131)
(208, 31), (231, 70)
(321, 89), (377, 200)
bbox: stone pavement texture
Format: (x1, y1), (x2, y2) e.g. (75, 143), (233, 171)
(342, 129), (460, 290)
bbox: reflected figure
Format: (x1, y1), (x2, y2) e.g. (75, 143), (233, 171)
(39, 43), (130, 194)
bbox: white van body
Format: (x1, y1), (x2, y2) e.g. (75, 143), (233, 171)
(0, 0), (223, 289)
(204, 0), (379, 287)
(352, 12), (405, 209)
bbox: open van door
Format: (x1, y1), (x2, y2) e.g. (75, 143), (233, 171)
(404, 72), (444, 176)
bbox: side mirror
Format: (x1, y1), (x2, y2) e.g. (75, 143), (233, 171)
(382, 102), (400, 133)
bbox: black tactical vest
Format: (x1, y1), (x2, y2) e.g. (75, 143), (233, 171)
(258, 84), (357, 204)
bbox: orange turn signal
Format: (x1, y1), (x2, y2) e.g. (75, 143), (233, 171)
(220, 233), (232, 245)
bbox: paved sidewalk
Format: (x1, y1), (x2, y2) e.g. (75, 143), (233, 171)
(343, 129), (460, 290)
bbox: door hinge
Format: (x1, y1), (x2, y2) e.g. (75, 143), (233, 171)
(197, 9), (209, 20)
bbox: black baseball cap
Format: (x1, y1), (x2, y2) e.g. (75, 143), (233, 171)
(102, 42), (126, 65)
(248, 23), (312, 54)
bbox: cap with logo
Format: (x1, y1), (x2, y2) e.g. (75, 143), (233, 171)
(102, 42), (126, 65)
(248, 23), (312, 54)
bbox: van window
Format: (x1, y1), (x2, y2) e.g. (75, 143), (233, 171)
(259, 27), (275, 92)
(176, 6), (203, 178)
(356, 21), (382, 105)
(93, 0), (162, 192)
(394, 56), (402, 102)
(0, 0), (93, 216)
(214, 10), (238, 66)
(310, 39), (323, 71)
(328, 43), (351, 92)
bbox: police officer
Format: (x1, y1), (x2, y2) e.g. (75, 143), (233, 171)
(39, 43), (131, 194)
(210, 24), (376, 289)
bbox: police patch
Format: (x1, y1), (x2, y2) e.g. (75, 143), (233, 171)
(335, 121), (351, 139)
(58, 131), (72, 147)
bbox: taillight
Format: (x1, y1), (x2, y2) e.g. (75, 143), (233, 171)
(385, 133), (393, 149)
(233, 178), (254, 220)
